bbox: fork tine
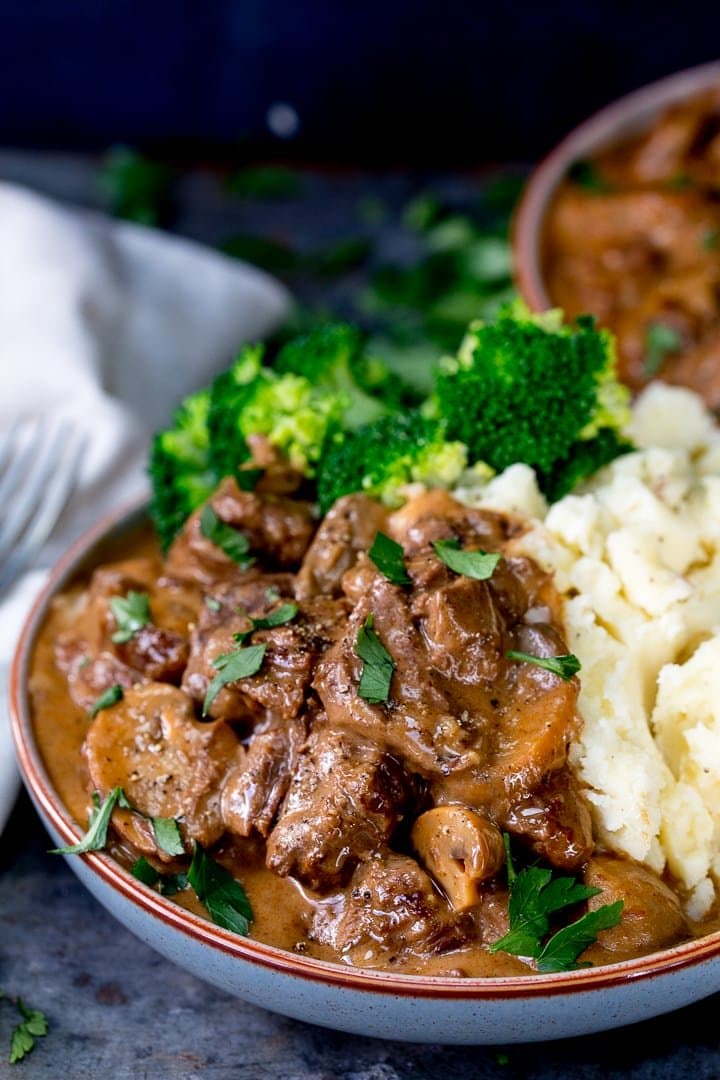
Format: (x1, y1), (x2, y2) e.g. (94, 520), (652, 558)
(0, 427), (85, 594)
(0, 421), (71, 563)
(0, 420), (41, 509)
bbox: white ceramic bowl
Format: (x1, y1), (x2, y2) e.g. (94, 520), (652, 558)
(513, 60), (720, 313)
(10, 499), (720, 1043)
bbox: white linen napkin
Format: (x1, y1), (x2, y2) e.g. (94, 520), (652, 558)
(0, 180), (292, 831)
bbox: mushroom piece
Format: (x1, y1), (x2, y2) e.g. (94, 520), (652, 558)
(411, 806), (505, 911)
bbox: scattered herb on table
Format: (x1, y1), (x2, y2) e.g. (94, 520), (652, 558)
(368, 531), (410, 585)
(89, 683), (124, 718)
(1, 991), (49, 1065)
(187, 843), (254, 935)
(49, 787), (129, 855)
(202, 643), (267, 715)
(109, 591), (151, 643)
(644, 322), (682, 376)
(226, 164), (301, 199)
(355, 613), (395, 704)
(490, 835), (623, 972)
(433, 538), (501, 581)
(506, 651), (581, 681)
(99, 146), (174, 226)
(200, 505), (255, 569)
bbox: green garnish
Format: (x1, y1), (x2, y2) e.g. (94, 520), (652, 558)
(702, 228), (719, 251)
(49, 787), (129, 854)
(235, 467), (264, 491)
(355, 613), (395, 704)
(109, 591), (151, 644)
(202, 644), (267, 715)
(151, 817), (185, 857)
(2, 993), (49, 1065)
(250, 603), (299, 631)
(667, 172), (693, 190)
(199, 505), (255, 569)
(131, 857), (188, 895)
(506, 651), (581, 681)
(567, 159), (611, 192)
(490, 835), (623, 971)
(89, 684), (124, 718)
(644, 322), (682, 376)
(99, 146), (173, 225)
(187, 842), (253, 935)
(433, 538), (501, 581)
(227, 164), (300, 199)
(368, 531), (411, 585)
(205, 596), (222, 612)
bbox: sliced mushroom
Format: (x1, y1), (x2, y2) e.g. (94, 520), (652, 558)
(411, 806), (505, 911)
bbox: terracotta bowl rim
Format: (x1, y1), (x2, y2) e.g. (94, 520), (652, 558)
(10, 495), (720, 1000)
(513, 58), (720, 313)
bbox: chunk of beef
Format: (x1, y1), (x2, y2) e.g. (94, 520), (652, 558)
(266, 725), (417, 890)
(311, 854), (470, 967)
(183, 590), (347, 724)
(55, 637), (143, 712)
(501, 769), (594, 871)
(581, 855), (688, 962)
(295, 493), (389, 600)
(221, 717), (306, 838)
(83, 683), (239, 852)
(166, 477), (316, 587)
(244, 434), (305, 495)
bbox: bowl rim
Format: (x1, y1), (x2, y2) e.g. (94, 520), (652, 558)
(10, 496), (720, 1000)
(513, 58), (720, 313)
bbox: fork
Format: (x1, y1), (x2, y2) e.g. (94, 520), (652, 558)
(0, 419), (85, 594)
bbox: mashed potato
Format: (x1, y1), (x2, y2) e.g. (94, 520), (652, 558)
(455, 383), (720, 919)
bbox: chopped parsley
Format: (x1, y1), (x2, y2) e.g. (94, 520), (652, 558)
(109, 591), (151, 644)
(202, 643), (267, 715)
(1, 992), (49, 1065)
(187, 842), (253, 935)
(567, 159), (611, 192)
(199, 505), (254, 569)
(368, 531), (411, 585)
(89, 684), (124, 718)
(151, 816), (185, 857)
(702, 228), (719, 252)
(131, 857), (188, 895)
(644, 322), (682, 376)
(49, 787), (129, 855)
(355, 613), (395, 704)
(433, 538), (501, 581)
(205, 596), (222, 612)
(249, 603), (299, 631)
(235, 467), (264, 491)
(490, 835), (623, 972)
(506, 650), (581, 681)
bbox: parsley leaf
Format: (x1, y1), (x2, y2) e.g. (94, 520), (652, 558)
(89, 684), (124, 718)
(355, 613), (395, 704)
(644, 322), (682, 376)
(536, 901), (625, 973)
(202, 643), (267, 715)
(200, 505), (255, 569)
(6, 996), (48, 1064)
(567, 159), (611, 192)
(49, 786), (129, 855)
(151, 817), (185, 857)
(506, 651), (581, 681)
(368, 532), (411, 585)
(131, 857), (188, 895)
(187, 842), (253, 935)
(250, 603), (299, 630)
(109, 591), (151, 643)
(703, 228), (719, 251)
(235, 467), (264, 491)
(490, 835), (622, 971)
(433, 538), (501, 580)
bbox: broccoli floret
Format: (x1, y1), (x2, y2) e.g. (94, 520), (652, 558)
(316, 411), (468, 513)
(431, 300), (632, 497)
(149, 388), (218, 552)
(274, 322), (410, 428)
(208, 342), (345, 479)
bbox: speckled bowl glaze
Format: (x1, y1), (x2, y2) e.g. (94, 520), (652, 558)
(10, 500), (720, 1043)
(513, 60), (720, 314)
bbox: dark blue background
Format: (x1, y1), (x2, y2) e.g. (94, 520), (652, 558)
(1, 1), (719, 162)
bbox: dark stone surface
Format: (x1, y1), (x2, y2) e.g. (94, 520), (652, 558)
(1, 151), (720, 1077)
